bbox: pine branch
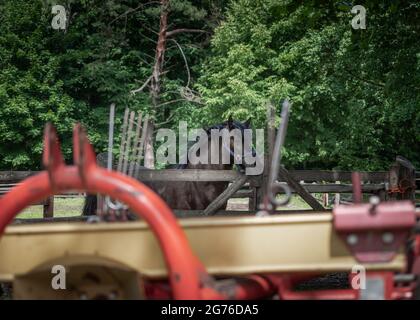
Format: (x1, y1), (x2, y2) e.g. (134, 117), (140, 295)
(166, 28), (208, 37)
(108, 2), (160, 26)
(169, 39), (191, 88)
(130, 76), (153, 95)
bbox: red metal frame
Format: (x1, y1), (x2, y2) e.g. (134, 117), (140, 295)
(265, 272), (415, 300)
(334, 201), (415, 263)
(0, 123), (418, 300)
(411, 235), (420, 275)
(0, 124), (204, 299)
(0, 123), (275, 300)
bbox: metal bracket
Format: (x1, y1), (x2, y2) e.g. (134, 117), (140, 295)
(258, 100), (292, 215)
(1, 123), (276, 300)
(334, 201), (415, 263)
(411, 235), (420, 275)
(42, 124), (65, 192)
(72, 123), (97, 188)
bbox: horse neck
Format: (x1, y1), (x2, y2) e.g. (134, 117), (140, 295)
(185, 138), (233, 171)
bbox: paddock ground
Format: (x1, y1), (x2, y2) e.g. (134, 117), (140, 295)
(16, 195), (313, 219)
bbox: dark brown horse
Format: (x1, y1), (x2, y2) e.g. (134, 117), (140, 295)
(82, 119), (252, 215)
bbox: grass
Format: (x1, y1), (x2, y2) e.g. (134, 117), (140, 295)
(17, 192), (419, 219)
(17, 193), (319, 219)
(17, 197), (85, 219)
(227, 194), (313, 211)
(277, 195), (312, 210)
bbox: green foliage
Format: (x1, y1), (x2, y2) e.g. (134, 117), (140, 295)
(0, 0), (85, 167)
(0, 0), (221, 169)
(0, 0), (418, 171)
(197, 0), (419, 170)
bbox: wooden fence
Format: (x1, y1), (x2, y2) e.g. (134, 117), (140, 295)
(0, 101), (417, 217)
(1, 165), (418, 218)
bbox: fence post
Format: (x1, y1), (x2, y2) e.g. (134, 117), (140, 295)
(388, 156), (416, 201)
(43, 196), (54, 218)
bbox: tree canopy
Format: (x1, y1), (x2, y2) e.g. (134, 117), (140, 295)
(197, 0), (419, 170)
(0, 0), (418, 170)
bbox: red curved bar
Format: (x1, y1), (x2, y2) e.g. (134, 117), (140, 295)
(0, 123), (276, 300)
(201, 275), (275, 300)
(0, 166), (205, 299)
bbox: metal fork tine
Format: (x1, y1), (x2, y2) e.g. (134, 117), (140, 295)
(134, 114), (149, 179)
(117, 108), (129, 173)
(107, 103), (116, 172)
(129, 112), (143, 177)
(122, 111), (135, 175)
(103, 103), (116, 215)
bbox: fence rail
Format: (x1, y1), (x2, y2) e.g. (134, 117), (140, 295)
(1, 165), (418, 218)
(0, 169), (402, 184)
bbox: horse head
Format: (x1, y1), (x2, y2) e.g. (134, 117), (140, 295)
(204, 117), (255, 172)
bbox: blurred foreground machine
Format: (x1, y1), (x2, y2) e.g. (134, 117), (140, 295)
(0, 122), (419, 300)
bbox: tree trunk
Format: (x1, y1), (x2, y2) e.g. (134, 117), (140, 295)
(145, 0), (169, 169)
(150, 0), (169, 107)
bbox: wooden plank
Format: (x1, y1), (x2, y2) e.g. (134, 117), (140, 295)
(13, 216), (89, 224)
(0, 171), (36, 183)
(135, 169), (385, 184)
(288, 170), (389, 182)
(278, 183), (386, 193)
(278, 166), (325, 211)
(0, 169), (388, 194)
(173, 209), (322, 217)
(203, 175), (248, 216)
(0, 169), (399, 184)
(136, 169), (244, 182)
(42, 197), (54, 218)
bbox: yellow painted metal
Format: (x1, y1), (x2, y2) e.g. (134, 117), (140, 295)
(0, 213), (406, 281)
(13, 265), (144, 299)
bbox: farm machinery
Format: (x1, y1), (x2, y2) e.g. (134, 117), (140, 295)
(0, 119), (419, 300)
